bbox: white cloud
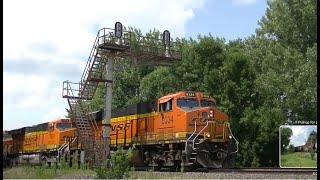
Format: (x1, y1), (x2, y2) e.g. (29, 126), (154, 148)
(4, 0), (206, 61)
(3, 72), (48, 95)
(3, 0), (207, 130)
(16, 95), (42, 109)
(291, 126), (305, 137)
(232, 0), (258, 6)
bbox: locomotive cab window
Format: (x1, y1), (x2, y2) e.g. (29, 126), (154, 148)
(200, 100), (216, 107)
(56, 123), (72, 131)
(159, 98), (173, 112)
(177, 98), (199, 110)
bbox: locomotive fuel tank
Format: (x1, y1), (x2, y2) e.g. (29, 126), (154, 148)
(19, 154), (41, 164)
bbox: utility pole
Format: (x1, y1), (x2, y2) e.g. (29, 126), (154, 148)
(104, 55), (113, 159)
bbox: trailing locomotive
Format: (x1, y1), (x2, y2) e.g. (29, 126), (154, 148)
(3, 119), (78, 166)
(3, 91), (238, 169)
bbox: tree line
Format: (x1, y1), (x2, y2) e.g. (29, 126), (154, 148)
(67, 0), (317, 167)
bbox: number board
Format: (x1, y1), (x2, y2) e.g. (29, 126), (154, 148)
(185, 92), (196, 97)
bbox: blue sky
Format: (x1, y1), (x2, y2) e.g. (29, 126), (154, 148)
(281, 125), (317, 147)
(185, 0), (267, 40)
(3, 0), (268, 131)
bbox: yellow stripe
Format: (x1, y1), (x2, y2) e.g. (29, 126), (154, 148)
(110, 131), (227, 145)
(111, 138), (132, 144)
(111, 132), (188, 145)
(110, 112), (158, 123)
(138, 112), (158, 118)
(25, 131), (46, 136)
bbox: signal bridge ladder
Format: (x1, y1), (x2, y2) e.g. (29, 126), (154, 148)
(62, 81), (102, 164)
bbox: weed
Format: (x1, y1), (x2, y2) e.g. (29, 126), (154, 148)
(180, 161), (184, 178)
(94, 147), (133, 179)
(310, 149), (315, 160)
(72, 150), (79, 169)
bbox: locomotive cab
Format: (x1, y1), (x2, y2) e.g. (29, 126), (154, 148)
(53, 119), (77, 149)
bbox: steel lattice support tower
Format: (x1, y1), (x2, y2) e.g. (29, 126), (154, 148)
(62, 22), (182, 165)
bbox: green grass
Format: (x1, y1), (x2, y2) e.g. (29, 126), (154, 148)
(3, 166), (95, 179)
(3, 166), (185, 179)
(281, 152), (317, 167)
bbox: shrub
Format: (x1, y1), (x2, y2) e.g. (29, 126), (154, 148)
(94, 147), (133, 179)
(288, 144), (295, 153)
(71, 151), (79, 169)
(60, 153), (69, 169)
(310, 149), (315, 160)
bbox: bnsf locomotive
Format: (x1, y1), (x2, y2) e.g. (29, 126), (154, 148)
(3, 91), (238, 169)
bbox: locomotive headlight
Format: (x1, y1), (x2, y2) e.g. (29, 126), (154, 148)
(206, 133), (210, 138)
(209, 110), (213, 117)
(229, 135), (232, 139)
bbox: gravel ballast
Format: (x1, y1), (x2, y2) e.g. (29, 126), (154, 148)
(55, 171), (317, 179)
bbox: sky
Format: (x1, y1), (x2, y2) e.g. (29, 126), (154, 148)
(281, 125), (317, 147)
(3, 0), (268, 131)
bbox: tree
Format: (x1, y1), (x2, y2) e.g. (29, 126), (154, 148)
(280, 127), (293, 153)
(257, 0), (317, 53)
(306, 131), (317, 145)
(65, 108), (72, 118)
(288, 144), (295, 153)
(139, 67), (179, 101)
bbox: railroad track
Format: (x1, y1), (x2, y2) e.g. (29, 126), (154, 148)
(134, 166), (317, 174)
(208, 167), (317, 174)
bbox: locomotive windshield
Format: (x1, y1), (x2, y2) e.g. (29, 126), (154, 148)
(200, 100), (216, 107)
(177, 98), (200, 110)
(56, 123), (72, 131)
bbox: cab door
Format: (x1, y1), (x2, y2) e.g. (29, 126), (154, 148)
(157, 98), (174, 140)
(47, 122), (56, 149)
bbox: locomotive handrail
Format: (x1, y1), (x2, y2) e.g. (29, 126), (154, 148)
(192, 121), (216, 151)
(70, 136), (77, 144)
(185, 121), (197, 154)
(227, 123), (239, 153)
(57, 137), (78, 161)
(57, 138), (68, 159)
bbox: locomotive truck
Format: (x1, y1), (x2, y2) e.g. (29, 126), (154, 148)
(3, 91), (238, 169)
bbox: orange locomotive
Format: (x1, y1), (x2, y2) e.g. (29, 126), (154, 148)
(108, 91), (238, 169)
(3, 119), (78, 166)
(3, 91), (238, 169)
